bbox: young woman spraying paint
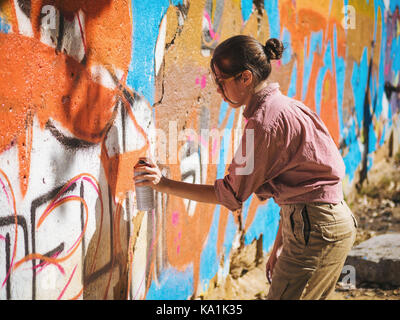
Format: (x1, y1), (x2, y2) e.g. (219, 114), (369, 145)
(134, 35), (357, 300)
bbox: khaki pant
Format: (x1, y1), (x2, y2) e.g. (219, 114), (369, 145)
(267, 200), (357, 300)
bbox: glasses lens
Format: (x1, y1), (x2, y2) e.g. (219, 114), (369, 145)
(211, 73), (223, 91)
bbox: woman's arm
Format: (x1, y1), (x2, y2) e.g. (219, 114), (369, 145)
(134, 157), (219, 205)
(155, 176), (219, 204)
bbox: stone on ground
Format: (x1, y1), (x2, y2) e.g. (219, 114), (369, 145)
(345, 233), (400, 286)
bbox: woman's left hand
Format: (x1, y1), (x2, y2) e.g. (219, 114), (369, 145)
(133, 157), (163, 188)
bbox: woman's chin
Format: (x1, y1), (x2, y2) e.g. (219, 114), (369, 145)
(228, 101), (243, 108)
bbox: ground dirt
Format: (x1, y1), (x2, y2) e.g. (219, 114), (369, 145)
(197, 138), (400, 300)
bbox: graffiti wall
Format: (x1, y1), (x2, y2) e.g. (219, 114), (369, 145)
(0, 0), (399, 300)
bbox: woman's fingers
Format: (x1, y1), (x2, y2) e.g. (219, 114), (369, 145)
(133, 158), (162, 187)
(136, 157), (156, 168)
(134, 173), (154, 181)
(134, 165), (156, 174)
(134, 173), (161, 185)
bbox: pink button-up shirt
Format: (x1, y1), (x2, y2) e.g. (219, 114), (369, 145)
(214, 82), (346, 211)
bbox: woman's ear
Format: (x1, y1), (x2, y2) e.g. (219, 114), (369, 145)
(241, 70), (253, 87)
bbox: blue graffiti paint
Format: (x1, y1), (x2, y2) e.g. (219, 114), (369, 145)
(368, 120), (377, 154)
(287, 61), (297, 98)
(223, 208), (239, 264)
(198, 103), (241, 289)
(199, 205), (220, 292)
(0, 15), (11, 34)
(390, 31), (400, 80)
(342, 119), (362, 183)
(146, 265), (194, 300)
(302, 31), (323, 101)
(217, 102), (235, 179)
(242, 194), (253, 226)
(389, 0), (400, 13)
(351, 48), (369, 131)
(128, 0), (183, 105)
(218, 101), (230, 127)
(333, 25), (346, 137)
(281, 27), (292, 65)
(200, 100), (237, 291)
(244, 198), (280, 252)
(199, 200), (238, 293)
(241, 0), (253, 22)
(375, 4), (387, 129)
(264, 0), (281, 39)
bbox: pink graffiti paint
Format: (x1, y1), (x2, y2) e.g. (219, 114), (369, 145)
(34, 251), (65, 275)
(37, 175), (100, 257)
(76, 12), (87, 54)
(83, 176), (100, 193)
(44, 174), (97, 219)
(0, 177), (12, 208)
(172, 211), (179, 226)
(212, 137), (219, 157)
(195, 75), (207, 89)
(187, 134), (195, 142)
(203, 10), (220, 41)
(201, 75), (207, 88)
(0, 235), (5, 241)
(57, 264), (78, 300)
(176, 231), (181, 254)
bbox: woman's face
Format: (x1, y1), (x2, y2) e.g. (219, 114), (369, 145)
(212, 63), (253, 108)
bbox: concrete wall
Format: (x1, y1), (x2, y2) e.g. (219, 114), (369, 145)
(0, 0), (399, 300)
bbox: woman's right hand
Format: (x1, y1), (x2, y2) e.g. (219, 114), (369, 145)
(133, 157), (164, 189)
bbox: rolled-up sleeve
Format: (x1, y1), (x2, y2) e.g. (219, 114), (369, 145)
(214, 119), (278, 211)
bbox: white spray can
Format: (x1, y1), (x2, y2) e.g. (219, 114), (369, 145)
(134, 160), (155, 211)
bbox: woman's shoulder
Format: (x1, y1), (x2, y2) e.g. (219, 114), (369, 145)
(253, 90), (294, 127)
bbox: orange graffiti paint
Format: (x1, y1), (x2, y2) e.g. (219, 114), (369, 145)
(0, 33), (118, 196)
(1, 0), (133, 198)
(320, 71), (340, 146)
(279, 1), (345, 145)
(30, 0), (132, 71)
(100, 142), (147, 203)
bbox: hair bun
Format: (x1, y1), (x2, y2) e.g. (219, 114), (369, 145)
(264, 38), (284, 60)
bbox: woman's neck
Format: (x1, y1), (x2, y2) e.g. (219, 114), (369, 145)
(254, 80), (269, 94)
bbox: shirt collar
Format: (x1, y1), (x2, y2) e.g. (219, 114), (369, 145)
(243, 82), (280, 119)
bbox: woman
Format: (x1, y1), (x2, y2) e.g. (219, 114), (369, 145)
(134, 35), (357, 300)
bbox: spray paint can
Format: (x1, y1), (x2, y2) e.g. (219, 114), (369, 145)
(134, 160), (155, 211)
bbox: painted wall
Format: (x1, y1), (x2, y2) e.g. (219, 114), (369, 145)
(0, 0), (399, 300)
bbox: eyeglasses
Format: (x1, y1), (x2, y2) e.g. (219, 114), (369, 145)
(211, 72), (243, 90)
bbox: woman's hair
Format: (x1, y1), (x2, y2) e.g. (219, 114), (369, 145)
(211, 35), (284, 85)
